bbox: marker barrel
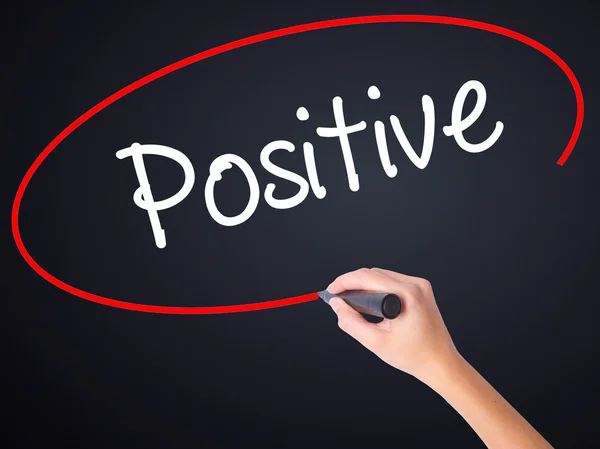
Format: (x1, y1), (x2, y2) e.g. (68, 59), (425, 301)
(319, 290), (402, 319)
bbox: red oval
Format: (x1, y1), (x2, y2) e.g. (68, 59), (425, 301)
(12, 15), (584, 314)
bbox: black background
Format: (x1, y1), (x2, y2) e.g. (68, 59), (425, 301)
(3, 1), (599, 447)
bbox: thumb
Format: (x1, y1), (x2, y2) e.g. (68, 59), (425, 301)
(330, 297), (385, 351)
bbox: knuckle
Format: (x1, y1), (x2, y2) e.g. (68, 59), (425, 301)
(417, 278), (433, 292)
(357, 267), (371, 275)
(337, 316), (349, 332)
(403, 283), (420, 298)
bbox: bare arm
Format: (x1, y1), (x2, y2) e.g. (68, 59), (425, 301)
(327, 268), (553, 449)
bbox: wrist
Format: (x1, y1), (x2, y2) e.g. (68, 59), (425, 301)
(417, 349), (469, 392)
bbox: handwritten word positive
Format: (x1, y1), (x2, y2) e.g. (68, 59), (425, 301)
(117, 80), (503, 248)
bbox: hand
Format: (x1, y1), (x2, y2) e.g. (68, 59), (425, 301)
(328, 268), (554, 449)
(327, 267), (459, 384)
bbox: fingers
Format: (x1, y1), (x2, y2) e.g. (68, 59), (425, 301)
(327, 267), (398, 294)
(330, 297), (386, 351)
(371, 268), (433, 293)
(327, 267), (421, 306)
(370, 268), (420, 285)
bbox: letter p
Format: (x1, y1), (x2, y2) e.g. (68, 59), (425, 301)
(116, 143), (195, 248)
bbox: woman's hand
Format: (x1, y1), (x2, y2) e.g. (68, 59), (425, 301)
(327, 267), (458, 384)
(327, 267), (554, 449)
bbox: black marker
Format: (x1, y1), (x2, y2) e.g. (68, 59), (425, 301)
(318, 290), (402, 319)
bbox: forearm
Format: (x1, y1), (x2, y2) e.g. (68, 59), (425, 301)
(424, 354), (553, 449)
(327, 268), (552, 447)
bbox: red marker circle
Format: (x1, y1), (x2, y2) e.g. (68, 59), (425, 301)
(12, 15), (584, 314)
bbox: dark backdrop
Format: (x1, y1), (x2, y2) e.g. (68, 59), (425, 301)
(3, 1), (599, 448)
